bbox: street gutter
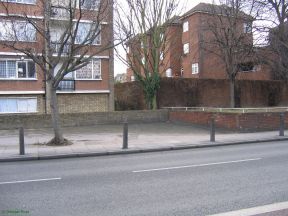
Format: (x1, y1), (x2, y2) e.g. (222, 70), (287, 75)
(1, 137), (288, 163)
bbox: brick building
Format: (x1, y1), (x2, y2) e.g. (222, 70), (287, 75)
(0, 0), (114, 114)
(126, 3), (272, 82)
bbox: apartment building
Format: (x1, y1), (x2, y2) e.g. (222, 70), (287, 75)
(0, 0), (114, 114)
(126, 3), (272, 82)
(126, 16), (183, 82)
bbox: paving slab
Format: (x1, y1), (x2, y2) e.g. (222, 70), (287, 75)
(0, 122), (287, 162)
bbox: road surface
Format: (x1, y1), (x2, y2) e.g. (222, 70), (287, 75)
(1, 141), (288, 216)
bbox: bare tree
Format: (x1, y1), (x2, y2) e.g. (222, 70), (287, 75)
(115, 0), (182, 109)
(0, 0), (115, 145)
(255, 0), (288, 80)
(202, 0), (258, 107)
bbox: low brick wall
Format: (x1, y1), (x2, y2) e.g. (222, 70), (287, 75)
(169, 111), (288, 132)
(0, 110), (169, 130)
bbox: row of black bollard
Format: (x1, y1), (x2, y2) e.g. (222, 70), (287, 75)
(16, 113), (286, 154)
(279, 113), (285, 137)
(210, 117), (215, 142)
(19, 127), (25, 155)
(123, 120), (128, 149)
(209, 112), (285, 142)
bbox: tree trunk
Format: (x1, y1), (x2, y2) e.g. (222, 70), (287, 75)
(46, 80), (64, 145)
(229, 79), (235, 108)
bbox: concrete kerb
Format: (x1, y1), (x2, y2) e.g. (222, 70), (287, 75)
(1, 137), (288, 163)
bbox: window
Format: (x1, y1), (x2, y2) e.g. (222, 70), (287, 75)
(183, 43), (189, 54)
(75, 59), (101, 80)
(0, 21), (36, 42)
(75, 22), (101, 45)
(192, 63), (199, 74)
(181, 68), (184, 77)
(160, 33), (164, 41)
(80, 0), (100, 10)
(0, 60), (36, 79)
(131, 76), (135, 82)
(165, 68), (172, 77)
(0, 0), (36, 4)
(238, 62), (255, 72)
(183, 21), (189, 32)
(244, 22), (252, 33)
(0, 98), (37, 113)
(160, 52), (164, 61)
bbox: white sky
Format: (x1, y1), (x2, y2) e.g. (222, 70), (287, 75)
(114, 0), (212, 76)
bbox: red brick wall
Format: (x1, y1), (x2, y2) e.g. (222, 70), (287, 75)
(0, 65), (44, 91)
(115, 78), (288, 110)
(169, 111), (288, 131)
(182, 13), (201, 78)
(76, 59), (110, 90)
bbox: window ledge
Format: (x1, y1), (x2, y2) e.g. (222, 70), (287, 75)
(0, 111), (38, 114)
(75, 79), (102, 81)
(0, 1), (36, 6)
(240, 70), (256, 73)
(0, 78), (37, 81)
(0, 39), (37, 43)
(74, 42), (101, 46)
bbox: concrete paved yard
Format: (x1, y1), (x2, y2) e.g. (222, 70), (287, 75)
(0, 122), (287, 159)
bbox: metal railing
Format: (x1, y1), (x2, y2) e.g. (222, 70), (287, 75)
(51, 7), (70, 19)
(162, 107), (288, 113)
(51, 42), (71, 54)
(57, 80), (75, 91)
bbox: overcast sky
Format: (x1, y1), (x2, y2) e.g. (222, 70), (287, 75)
(114, 0), (213, 76)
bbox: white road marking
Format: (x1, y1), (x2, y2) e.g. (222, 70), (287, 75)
(0, 177), (62, 185)
(208, 201), (288, 216)
(133, 158), (262, 173)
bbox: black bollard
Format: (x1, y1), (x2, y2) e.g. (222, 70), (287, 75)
(279, 113), (285, 137)
(19, 127), (25, 155)
(210, 117), (215, 142)
(123, 121), (128, 149)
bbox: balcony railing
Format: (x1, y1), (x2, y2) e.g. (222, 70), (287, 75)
(51, 7), (70, 19)
(57, 80), (75, 91)
(51, 42), (71, 54)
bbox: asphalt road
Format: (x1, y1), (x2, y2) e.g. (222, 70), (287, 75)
(1, 141), (288, 216)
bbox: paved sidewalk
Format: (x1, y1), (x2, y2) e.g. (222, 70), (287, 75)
(0, 122), (287, 162)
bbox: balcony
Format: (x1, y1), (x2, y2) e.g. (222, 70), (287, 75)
(51, 42), (71, 54)
(57, 80), (75, 91)
(51, 6), (70, 19)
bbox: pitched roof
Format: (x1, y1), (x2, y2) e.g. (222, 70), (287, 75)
(181, 2), (252, 20)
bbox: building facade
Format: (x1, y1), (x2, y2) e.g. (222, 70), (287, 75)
(126, 3), (272, 82)
(0, 0), (114, 114)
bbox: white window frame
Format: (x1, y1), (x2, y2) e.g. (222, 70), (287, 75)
(74, 59), (102, 80)
(0, 97), (37, 114)
(80, 0), (100, 11)
(75, 22), (101, 45)
(165, 68), (172, 77)
(192, 63), (199, 74)
(0, 20), (36, 42)
(183, 43), (189, 54)
(141, 57), (146, 65)
(160, 52), (164, 61)
(0, 0), (36, 5)
(0, 59), (37, 80)
(183, 21), (189, 32)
